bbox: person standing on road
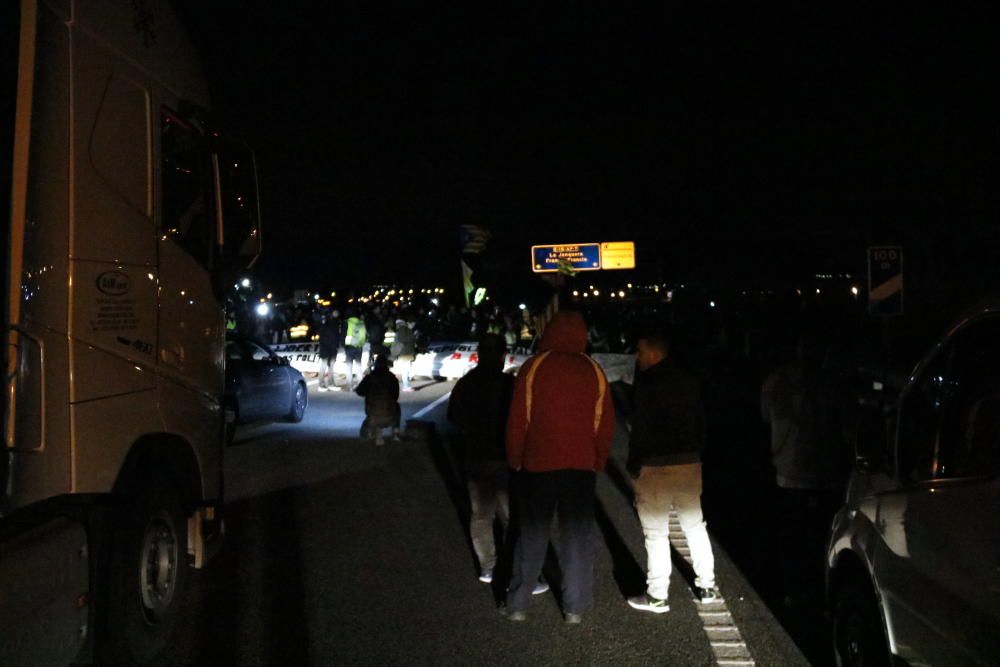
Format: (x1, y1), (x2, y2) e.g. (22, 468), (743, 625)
(343, 309), (367, 391)
(356, 355), (401, 445)
(391, 318), (417, 392)
(626, 329), (719, 615)
(448, 334), (514, 584)
(761, 332), (851, 607)
(318, 311), (342, 392)
(504, 311), (615, 624)
(366, 308), (387, 371)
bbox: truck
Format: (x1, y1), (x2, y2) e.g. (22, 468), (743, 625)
(1, 1), (262, 664)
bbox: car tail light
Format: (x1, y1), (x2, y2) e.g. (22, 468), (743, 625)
(450, 352), (462, 360)
(470, 353), (479, 364)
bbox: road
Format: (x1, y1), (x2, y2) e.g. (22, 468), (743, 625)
(160, 377), (809, 666)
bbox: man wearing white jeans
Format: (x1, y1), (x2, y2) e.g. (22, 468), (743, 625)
(626, 331), (718, 614)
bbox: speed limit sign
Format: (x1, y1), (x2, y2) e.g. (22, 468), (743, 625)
(867, 246), (903, 316)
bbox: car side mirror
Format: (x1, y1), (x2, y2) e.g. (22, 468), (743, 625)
(854, 384), (896, 474)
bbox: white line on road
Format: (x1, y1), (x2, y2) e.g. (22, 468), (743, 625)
(668, 510), (756, 666)
(412, 391), (452, 419)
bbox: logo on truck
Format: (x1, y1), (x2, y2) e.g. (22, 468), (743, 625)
(96, 271), (131, 296)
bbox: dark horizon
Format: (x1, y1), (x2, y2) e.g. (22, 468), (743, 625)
(173, 2), (999, 297)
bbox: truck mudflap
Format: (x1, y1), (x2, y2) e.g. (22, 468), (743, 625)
(0, 517), (89, 667)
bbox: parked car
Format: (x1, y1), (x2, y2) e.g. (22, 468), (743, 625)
(439, 342), (480, 380)
(225, 333), (308, 442)
(826, 303), (1000, 667)
(411, 341), (461, 380)
(434, 341), (533, 381)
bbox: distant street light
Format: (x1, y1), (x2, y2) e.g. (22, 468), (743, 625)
(256, 303), (270, 317)
(240, 278), (251, 288)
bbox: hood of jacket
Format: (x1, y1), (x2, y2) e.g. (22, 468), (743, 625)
(538, 311), (587, 354)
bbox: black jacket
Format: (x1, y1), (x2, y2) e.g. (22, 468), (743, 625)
(447, 364), (514, 464)
(626, 359), (705, 476)
(356, 368), (399, 422)
(318, 319), (342, 359)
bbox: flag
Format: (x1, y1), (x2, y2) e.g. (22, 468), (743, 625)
(460, 225), (492, 255)
(461, 259), (474, 307)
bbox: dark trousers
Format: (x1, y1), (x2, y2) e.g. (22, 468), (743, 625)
(506, 469), (597, 615)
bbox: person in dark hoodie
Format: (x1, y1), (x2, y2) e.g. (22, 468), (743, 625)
(626, 329), (719, 615)
(504, 311), (615, 624)
(448, 334), (514, 584)
(317, 311), (342, 392)
(355, 355), (400, 446)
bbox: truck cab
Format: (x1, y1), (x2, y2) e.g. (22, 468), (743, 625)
(2, 1), (261, 664)
(826, 303), (1000, 667)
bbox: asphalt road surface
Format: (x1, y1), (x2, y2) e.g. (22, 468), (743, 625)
(158, 377), (809, 666)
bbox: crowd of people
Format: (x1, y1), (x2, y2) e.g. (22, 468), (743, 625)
(444, 312), (722, 623)
(437, 304), (865, 628)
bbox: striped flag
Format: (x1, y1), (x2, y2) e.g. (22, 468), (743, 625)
(460, 225), (492, 255)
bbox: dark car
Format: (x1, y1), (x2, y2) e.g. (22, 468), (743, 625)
(224, 333), (308, 442)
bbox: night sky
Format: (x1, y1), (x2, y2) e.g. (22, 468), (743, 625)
(174, 2), (999, 297)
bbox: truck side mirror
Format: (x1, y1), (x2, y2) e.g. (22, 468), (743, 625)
(209, 142), (262, 299)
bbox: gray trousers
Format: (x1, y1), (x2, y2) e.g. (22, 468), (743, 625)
(466, 461), (510, 571)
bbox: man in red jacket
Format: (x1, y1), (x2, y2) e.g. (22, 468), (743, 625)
(504, 311), (615, 624)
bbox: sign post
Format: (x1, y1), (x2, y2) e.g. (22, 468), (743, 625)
(600, 241), (636, 270)
(531, 243), (602, 273)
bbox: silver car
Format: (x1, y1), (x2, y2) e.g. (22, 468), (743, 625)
(826, 303), (1000, 667)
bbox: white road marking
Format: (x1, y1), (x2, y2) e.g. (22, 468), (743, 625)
(412, 391), (452, 419)
(667, 511), (756, 666)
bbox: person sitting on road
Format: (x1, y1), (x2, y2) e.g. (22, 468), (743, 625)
(356, 355), (401, 446)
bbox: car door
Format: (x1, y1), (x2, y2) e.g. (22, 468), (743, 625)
(880, 317), (1000, 666)
(242, 339), (289, 421)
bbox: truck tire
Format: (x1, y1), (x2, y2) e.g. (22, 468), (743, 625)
(833, 576), (890, 667)
(99, 475), (189, 666)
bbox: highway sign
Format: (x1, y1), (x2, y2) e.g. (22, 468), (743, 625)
(532, 243), (602, 273)
(867, 246), (903, 316)
(600, 241), (635, 270)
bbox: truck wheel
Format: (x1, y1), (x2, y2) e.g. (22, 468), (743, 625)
(833, 577), (890, 667)
(286, 382), (307, 422)
(100, 475), (189, 666)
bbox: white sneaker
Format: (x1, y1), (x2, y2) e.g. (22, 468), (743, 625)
(479, 568), (493, 583)
(318, 386), (329, 392)
(532, 581), (549, 595)
(627, 594), (670, 614)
